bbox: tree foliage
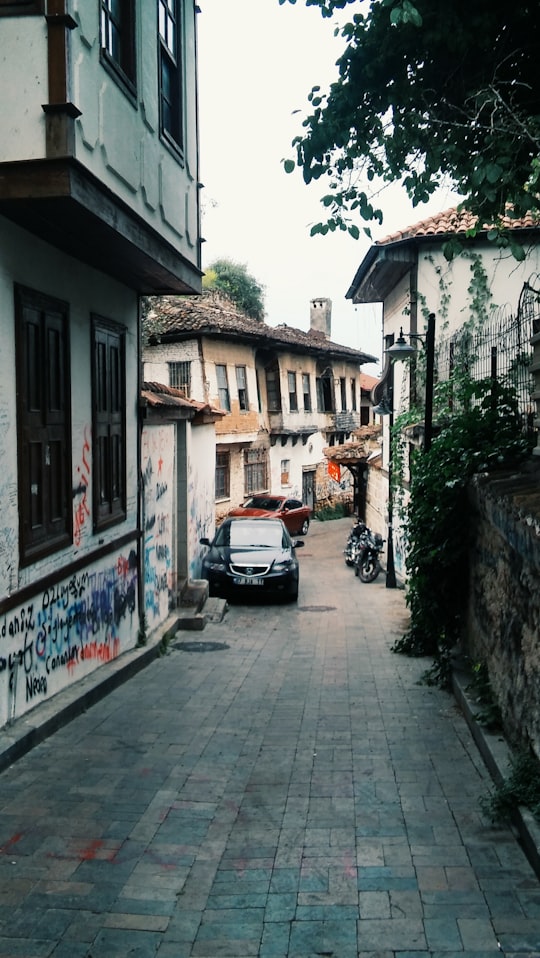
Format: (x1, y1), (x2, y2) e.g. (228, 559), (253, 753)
(203, 258), (266, 321)
(280, 0), (540, 242)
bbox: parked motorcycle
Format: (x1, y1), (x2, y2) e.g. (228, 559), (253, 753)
(354, 527), (385, 583)
(343, 517), (367, 567)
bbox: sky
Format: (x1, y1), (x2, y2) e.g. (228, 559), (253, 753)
(196, 0), (458, 376)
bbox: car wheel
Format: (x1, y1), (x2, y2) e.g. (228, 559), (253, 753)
(300, 518), (310, 536)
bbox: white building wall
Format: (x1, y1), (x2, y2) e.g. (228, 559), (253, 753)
(141, 423), (176, 633)
(0, 217), (139, 725)
(187, 423), (216, 578)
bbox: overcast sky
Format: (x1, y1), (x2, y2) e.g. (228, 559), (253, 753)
(197, 0), (457, 375)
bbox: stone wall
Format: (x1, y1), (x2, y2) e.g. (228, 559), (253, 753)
(466, 460), (540, 759)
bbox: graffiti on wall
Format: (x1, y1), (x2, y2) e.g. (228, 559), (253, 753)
(142, 426), (174, 627)
(0, 551), (137, 727)
(73, 426), (91, 547)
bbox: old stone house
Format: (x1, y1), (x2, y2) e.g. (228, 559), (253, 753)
(347, 207), (540, 757)
(0, 2), (201, 730)
(143, 292), (377, 565)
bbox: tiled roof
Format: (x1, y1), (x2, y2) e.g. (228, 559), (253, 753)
(359, 372), (379, 391)
(145, 291), (377, 365)
(141, 381), (224, 418)
(377, 206), (540, 247)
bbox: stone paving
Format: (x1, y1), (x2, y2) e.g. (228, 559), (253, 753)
(0, 517), (539, 957)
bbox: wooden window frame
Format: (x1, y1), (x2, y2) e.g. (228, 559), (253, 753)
(158, 0), (184, 155)
(215, 450), (230, 500)
(0, 1), (44, 14)
(235, 365), (249, 411)
(169, 360), (191, 396)
(302, 373), (312, 412)
(100, 0), (136, 94)
(244, 448), (268, 496)
(288, 371), (298, 412)
(92, 316), (127, 532)
(216, 364), (231, 412)
(15, 285), (72, 566)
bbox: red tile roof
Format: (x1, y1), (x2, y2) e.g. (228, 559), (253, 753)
(377, 206), (540, 247)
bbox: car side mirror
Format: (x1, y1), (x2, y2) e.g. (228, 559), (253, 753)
(200, 537), (211, 546)
(293, 539), (305, 548)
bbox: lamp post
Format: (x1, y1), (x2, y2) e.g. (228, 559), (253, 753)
(373, 334), (397, 589)
(387, 312), (436, 453)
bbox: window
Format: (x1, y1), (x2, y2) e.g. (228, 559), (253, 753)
(316, 373), (334, 413)
(0, 1), (44, 14)
(216, 364), (230, 411)
(100, 0), (136, 86)
(158, 0), (183, 150)
(351, 377), (357, 411)
(302, 373), (312, 412)
(265, 363), (281, 412)
(288, 371), (298, 412)
(281, 459), (290, 485)
(15, 287), (72, 564)
(215, 451), (230, 499)
(92, 317), (126, 530)
(244, 448), (268, 495)
(235, 366), (249, 411)
(340, 377), (347, 411)
(169, 360), (191, 396)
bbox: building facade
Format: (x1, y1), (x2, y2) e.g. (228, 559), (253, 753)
(143, 292), (377, 569)
(0, 2), (201, 729)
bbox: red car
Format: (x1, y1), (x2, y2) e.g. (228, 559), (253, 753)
(228, 495), (312, 536)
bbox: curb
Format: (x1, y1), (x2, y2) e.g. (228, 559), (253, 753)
(452, 668), (540, 880)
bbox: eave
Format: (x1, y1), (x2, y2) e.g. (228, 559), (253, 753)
(0, 158), (202, 296)
(346, 244), (417, 304)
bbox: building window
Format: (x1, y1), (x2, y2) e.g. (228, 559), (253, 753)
(316, 373), (334, 413)
(361, 405), (370, 426)
(281, 459), (290, 485)
(158, 0), (183, 151)
(216, 450), (230, 499)
(235, 365), (249, 411)
(0, 1), (44, 14)
(92, 317), (126, 530)
(216, 364), (230, 411)
(302, 373), (312, 412)
(169, 360), (191, 396)
(288, 371), (298, 412)
(265, 363), (281, 412)
(340, 377), (347, 411)
(351, 377), (357, 411)
(244, 448), (268, 495)
(100, 0), (136, 87)
(15, 286), (72, 564)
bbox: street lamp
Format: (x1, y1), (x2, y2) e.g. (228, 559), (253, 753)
(387, 312), (436, 452)
(372, 336), (397, 589)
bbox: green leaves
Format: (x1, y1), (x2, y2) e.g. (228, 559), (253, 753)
(281, 0), (540, 252)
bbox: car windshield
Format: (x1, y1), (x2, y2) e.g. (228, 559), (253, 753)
(216, 521), (287, 549)
(244, 497), (282, 511)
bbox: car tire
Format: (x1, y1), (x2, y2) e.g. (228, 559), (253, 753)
(299, 518), (310, 536)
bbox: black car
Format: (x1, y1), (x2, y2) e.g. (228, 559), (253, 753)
(200, 517), (304, 602)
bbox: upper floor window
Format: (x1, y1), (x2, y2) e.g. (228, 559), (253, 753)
(92, 317), (126, 531)
(100, 0), (136, 88)
(169, 360), (191, 396)
(288, 371), (298, 412)
(216, 364), (230, 412)
(340, 377), (347, 412)
(351, 377), (357, 411)
(235, 366), (249, 411)
(159, 0), (183, 152)
(15, 286), (72, 565)
(302, 373), (312, 412)
(265, 363), (281, 412)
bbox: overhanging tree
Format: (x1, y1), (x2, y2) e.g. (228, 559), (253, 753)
(281, 0), (540, 251)
(203, 258), (266, 321)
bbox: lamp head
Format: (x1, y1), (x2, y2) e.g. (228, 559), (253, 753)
(387, 327), (417, 361)
(372, 397), (392, 417)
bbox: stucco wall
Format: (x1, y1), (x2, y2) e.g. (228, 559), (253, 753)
(466, 463), (540, 759)
(0, 217), (140, 727)
(142, 423), (176, 633)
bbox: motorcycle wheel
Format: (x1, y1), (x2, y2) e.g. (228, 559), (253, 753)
(359, 556), (381, 583)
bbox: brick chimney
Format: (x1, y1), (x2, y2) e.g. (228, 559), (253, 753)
(310, 297), (332, 338)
